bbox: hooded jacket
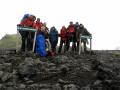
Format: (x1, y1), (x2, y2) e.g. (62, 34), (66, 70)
(49, 27), (58, 43)
(59, 26), (67, 41)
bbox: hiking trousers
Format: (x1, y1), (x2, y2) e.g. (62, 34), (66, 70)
(58, 39), (66, 53)
(19, 31), (29, 52)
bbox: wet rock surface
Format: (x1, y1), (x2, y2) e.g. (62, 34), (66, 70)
(0, 50), (120, 89)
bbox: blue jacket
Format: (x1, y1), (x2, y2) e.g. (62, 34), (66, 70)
(49, 27), (58, 44)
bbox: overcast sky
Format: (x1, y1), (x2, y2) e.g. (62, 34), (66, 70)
(0, 0), (120, 50)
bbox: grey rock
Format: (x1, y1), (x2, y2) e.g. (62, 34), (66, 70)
(54, 55), (69, 64)
(60, 65), (69, 76)
(1, 72), (12, 82)
(63, 84), (78, 90)
(33, 58), (43, 65)
(81, 63), (91, 72)
(18, 58), (36, 75)
(3, 63), (12, 72)
(58, 79), (70, 84)
(0, 84), (3, 88)
(18, 64), (34, 75)
(0, 71), (4, 78)
(5, 87), (14, 90)
(38, 84), (52, 89)
(13, 74), (18, 84)
(0, 64), (5, 71)
(24, 57), (34, 66)
(19, 84), (26, 89)
(81, 85), (90, 90)
(3, 63), (12, 66)
(5, 82), (14, 87)
(53, 83), (62, 90)
(0, 58), (4, 64)
(25, 80), (34, 84)
(93, 80), (102, 86)
(30, 83), (39, 87)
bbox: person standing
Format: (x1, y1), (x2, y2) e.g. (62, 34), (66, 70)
(19, 14), (35, 52)
(74, 22), (81, 52)
(58, 26), (67, 53)
(66, 21), (76, 51)
(49, 26), (58, 56)
(80, 24), (91, 52)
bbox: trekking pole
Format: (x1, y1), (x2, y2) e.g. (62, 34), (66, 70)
(71, 34), (74, 51)
(16, 30), (19, 52)
(79, 34), (82, 55)
(32, 31), (37, 52)
(64, 40), (67, 53)
(90, 35), (92, 53)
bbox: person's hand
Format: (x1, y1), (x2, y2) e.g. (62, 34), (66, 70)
(36, 27), (39, 31)
(89, 34), (92, 36)
(87, 40), (89, 44)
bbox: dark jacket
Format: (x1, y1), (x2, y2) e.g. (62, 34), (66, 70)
(49, 27), (58, 44)
(75, 24), (81, 41)
(68, 25), (75, 33)
(80, 27), (91, 36)
(80, 26), (91, 43)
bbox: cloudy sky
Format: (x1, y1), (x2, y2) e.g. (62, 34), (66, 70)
(0, 0), (120, 50)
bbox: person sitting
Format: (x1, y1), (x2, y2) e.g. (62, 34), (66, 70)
(58, 26), (67, 53)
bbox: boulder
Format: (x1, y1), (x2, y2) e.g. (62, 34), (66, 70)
(63, 84), (78, 90)
(54, 55), (69, 64)
(0, 71), (4, 78)
(53, 83), (62, 90)
(3, 63), (12, 72)
(1, 72), (12, 82)
(19, 84), (26, 89)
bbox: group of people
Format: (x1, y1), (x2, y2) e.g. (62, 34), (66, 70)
(18, 14), (91, 57)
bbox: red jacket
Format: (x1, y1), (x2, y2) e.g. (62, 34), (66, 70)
(34, 21), (43, 30)
(59, 26), (67, 41)
(68, 25), (75, 33)
(20, 18), (34, 27)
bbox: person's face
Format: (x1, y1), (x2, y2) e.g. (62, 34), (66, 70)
(80, 24), (83, 28)
(29, 16), (33, 20)
(33, 17), (36, 21)
(76, 22), (79, 25)
(37, 18), (40, 22)
(44, 23), (46, 26)
(70, 22), (73, 25)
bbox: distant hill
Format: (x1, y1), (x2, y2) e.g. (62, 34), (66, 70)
(0, 34), (21, 49)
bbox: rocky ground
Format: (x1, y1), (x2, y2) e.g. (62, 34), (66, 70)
(0, 50), (120, 90)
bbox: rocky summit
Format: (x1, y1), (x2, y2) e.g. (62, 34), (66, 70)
(0, 50), (120, 90)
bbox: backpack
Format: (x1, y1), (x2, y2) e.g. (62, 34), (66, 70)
(21, 14), (29, 22)
(68, 25), (75, 33)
